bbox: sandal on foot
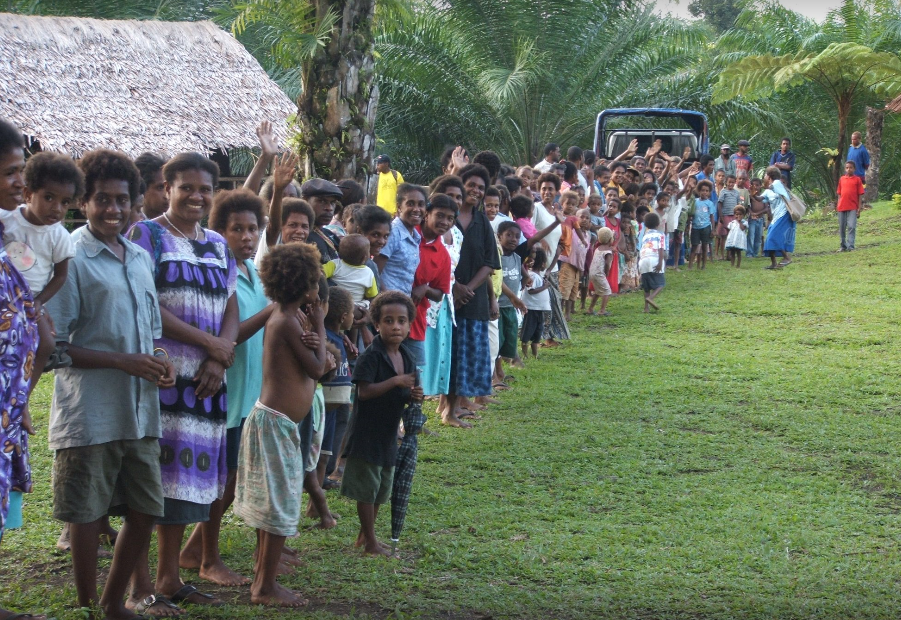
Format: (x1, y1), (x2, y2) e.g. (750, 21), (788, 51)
(169, 584), (223, 607)
(132, 594), (184, 617)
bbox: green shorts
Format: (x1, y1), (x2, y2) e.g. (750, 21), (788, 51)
(498, 307), (519, 359)
(340, 457), (394, 505)
(53, 438), (164, 523)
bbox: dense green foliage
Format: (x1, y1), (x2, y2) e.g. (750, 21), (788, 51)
(6, 0), (901, 199)
(688, 0), (744, 31)
(5, 203), (901, 619)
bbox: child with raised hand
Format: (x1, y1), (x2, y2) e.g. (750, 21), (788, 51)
(1, 152), (81, 374)
(725, 205), (748, 268)
(341, 291), (422, 556)
(587, 227), (615, 316)
(687, 179), (714, 270)
(520, 247), (550, 359)
(638, 212), (666, 312)
(235, 242), (329, 608)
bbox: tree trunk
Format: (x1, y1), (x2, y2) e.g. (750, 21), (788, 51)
(864, 106), (884, 204)
(297, 0), (378, 184)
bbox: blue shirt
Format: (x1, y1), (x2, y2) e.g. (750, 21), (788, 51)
(769, 150), (796, 188)
(846, 144), (870, 181)
(379, 217), (421, 294)
(692, 199), (715, 229)
(227, 260), (269, 428)
(47, 227), (162, 450)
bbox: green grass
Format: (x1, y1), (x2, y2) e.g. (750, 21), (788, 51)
(4, 202), (901, 619)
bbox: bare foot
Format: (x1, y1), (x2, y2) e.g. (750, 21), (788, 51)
(56, 523), (71, 552)
(440, 414), (472, 428)
(313, 515), (337, 530)
(646, 297), (659, 311)
(355, 532), (392, 550)
(362, 543), (394, 557)
(512, 359), (525, 369)
(251, 583), (308, 607)
(0, 610), (48, 620)
(280, 551), (302, 566)
(478, 396), (501, 405)
(198, 560), (251, 586)
(177, 547), (201, 571)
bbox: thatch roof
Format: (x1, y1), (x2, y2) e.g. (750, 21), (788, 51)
(887, 93), (901, 113)
(0, 13), (296, 158)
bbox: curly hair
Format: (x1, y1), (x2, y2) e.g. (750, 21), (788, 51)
(281, 197), (315, 227)
(162, 152), (219, 187)
(208, 188), (264, 233)
(24, 152), (85, 199)
(259, 243), (322, 306)
(536, 172), (561, 191)
(337, 179), (365, 206)
(472, 150), (501, 182)
(458, 163), (490, 189)
(78, 149), (141, 202)
(325, 285), (354, 328)
(370, 290), (415, 324)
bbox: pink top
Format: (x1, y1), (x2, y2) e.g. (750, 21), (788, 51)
(515, 217), (538, 239)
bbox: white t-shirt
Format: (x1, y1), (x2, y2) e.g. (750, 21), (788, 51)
(533, 159), (554, 173)
(522, 271), (550, 311)
(531, 203), (562, 273)
(638, 229), (666, 275)
(0, 207), (74, 295)
(323, 258), (379, 303)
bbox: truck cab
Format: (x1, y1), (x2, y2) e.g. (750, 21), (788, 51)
(593, 108), (709, 163)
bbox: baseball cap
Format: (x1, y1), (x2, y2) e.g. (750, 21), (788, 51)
(375, 154), (391, 165)
(720, 143), (731, 150)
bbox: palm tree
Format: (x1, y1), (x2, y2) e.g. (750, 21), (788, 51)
(712, 0), (901, 194)
(374, 0), (707, 180)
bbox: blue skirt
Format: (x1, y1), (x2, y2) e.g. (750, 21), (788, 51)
(764, 213), (796, 253)
(448, 317), (492, 397)
(422, 301), (453, 396)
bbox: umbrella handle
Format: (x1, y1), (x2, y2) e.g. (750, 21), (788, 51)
(391, 539), (399, 555)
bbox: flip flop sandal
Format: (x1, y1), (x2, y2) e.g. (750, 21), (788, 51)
(132, 594), (184, 617)
(457, 410), (482, 420)
(169, 584), (223, 607)
(492, 382), (510, 391)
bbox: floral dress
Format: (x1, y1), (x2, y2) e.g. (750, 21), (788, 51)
(129, 221), (236, 506)
(0, 220), (38, 535)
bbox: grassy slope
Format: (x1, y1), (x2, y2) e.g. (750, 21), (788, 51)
(4, 202), (901, 619)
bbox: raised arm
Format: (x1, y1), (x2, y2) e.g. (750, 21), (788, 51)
(243, 120), (279, 194)
(265, 151), (300, 248)
(611, 139), (639, 163)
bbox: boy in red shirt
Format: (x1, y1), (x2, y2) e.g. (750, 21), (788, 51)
(837, 160), (865, 252)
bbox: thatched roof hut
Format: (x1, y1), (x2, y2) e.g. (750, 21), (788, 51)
(0, 13), (295, 158)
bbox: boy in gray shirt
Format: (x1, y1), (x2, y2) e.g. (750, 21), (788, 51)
(716, 174), (741, 260)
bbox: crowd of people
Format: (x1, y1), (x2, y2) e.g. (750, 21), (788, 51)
(0, 113), (861, 619)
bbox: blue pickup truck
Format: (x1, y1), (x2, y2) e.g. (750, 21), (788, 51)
(593, 108), (709, 163)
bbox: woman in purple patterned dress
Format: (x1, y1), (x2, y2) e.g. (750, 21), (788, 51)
(0, 120), (41, 618)
(128, 153), (238, 611)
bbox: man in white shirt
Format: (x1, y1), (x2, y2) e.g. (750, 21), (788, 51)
(566, 146), (590, 198)
(533, 143), (560, 173)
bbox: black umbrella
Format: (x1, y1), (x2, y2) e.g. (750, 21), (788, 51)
(390, 395), (427, 554)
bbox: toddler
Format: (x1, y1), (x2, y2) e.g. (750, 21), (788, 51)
(520, 247), (550, 359)
(509, 195), (537, 239)
(725, 205), (748, 268)
(587, 227), (614, 316)
(638, 212), (666, 313)
(1, 152), (80, 372)
(323, 234), (379, 306)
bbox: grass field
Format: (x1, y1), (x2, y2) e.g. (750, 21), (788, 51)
(4, 202), (901, 619)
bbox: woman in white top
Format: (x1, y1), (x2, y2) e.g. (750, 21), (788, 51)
(531, 172), (570, 346)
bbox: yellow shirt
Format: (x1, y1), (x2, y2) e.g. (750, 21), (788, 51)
(376, 170), (404, 215)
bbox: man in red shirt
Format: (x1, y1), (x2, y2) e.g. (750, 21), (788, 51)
(836, 160), (865, 252)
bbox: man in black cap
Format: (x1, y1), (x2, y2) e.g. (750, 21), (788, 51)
(373, 154), (404, 215)
(302, 178), (344, 263)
